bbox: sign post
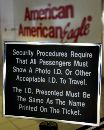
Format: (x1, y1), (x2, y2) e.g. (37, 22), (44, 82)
(3, 42), (102, 126)
(39, 121), (58, 130)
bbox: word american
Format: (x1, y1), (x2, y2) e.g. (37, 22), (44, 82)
(24, 4), (74, 21)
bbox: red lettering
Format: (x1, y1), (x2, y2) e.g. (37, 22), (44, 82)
(61, 16), (92, 42)
(24, 4), (74, 21)
(48, 26), (55, 38)
(38, 9), (46, 20)
(31, 27), (36, 37)
(57, 6), (65, 19)
(24, 7), (32, 21)
(66, 5), (74, 18)
(19, 24), (25, 36)
(41, 26), (48, 38)
(19, 16), (92, 42)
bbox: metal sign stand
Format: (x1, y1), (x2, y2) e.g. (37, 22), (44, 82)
(39, 121), (58, 130)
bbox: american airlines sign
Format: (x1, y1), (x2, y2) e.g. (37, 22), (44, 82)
(14, 0), (102, 43)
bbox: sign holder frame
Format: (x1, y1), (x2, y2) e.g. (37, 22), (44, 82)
(3, 42), (102, 126)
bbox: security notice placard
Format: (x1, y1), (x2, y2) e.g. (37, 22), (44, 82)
(3, 42), (102, 126)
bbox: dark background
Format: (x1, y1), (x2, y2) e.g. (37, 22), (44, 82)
(4, 43), (100, 124)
